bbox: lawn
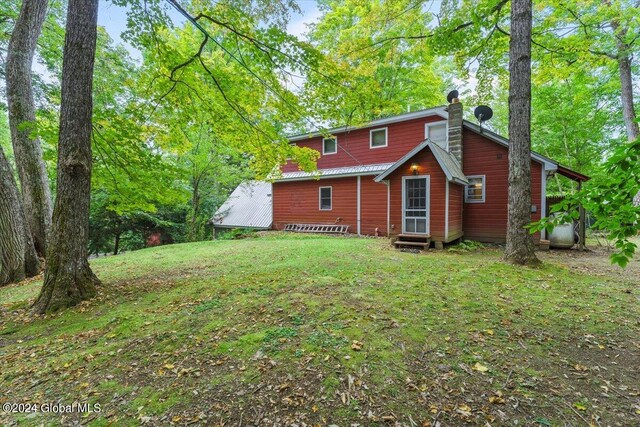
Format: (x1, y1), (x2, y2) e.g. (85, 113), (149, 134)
(1, 233), (639, 426)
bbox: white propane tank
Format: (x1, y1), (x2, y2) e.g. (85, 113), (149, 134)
(548, 218), (576, 249)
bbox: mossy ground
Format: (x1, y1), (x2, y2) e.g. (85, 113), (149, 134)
(1, 233), (638, 426)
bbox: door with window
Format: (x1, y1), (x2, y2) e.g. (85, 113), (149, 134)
(402, 176), (430, 234)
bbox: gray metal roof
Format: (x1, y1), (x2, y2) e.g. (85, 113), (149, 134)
(273, 163), (394, 182)
(288, 107), (447, 142)
(462, 120), (557, 171)
(374, 139), (468, 185)
(211, 181), (272, 229)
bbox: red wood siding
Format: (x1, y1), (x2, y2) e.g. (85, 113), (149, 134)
(448, 183), (464, 241)
(360, 177), (388, 236)
(462, 129), (542, 242)
(387, 148), (447, 241)
(283, 116), (446, 172)
(272, 178), (358, 233)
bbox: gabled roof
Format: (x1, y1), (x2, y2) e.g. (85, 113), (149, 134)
(374, 139), (468, 185)
(462, 120), (557, 171)
(288, 107), (447, 142)
(273, 162), (394, 182)
(211, 181), (272, 229)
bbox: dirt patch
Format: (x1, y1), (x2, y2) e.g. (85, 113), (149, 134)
(539, 245), (640, 283)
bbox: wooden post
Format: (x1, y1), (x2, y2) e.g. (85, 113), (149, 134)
(578, 180), (585, 251)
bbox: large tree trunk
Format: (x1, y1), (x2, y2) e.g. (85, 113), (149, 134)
(504, 0), (540, 265)
(0, 147), (40, 286)
(611, 25), (639, 141)
(6, 0), (52, 257)
(33, 0), (100, 313)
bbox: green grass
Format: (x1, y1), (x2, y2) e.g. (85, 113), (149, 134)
(1, 233), (638, 426)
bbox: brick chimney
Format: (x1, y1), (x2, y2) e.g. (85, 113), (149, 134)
(448, 98), (463, 165)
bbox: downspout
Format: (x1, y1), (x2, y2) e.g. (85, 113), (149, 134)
(357, 175), (361, 235)
(385, 180), (390, 236)
(445, 181), (449, 242)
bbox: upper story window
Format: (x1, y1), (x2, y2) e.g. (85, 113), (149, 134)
(323, 137), (337, 155)
(465, 175), (485, 203)
(370, 127), (388, 148)
(425, 121), (448, 150)
(319, 186), (332, 210)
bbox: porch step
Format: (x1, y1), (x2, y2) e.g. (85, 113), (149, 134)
(284, 223), (349, 234)
(397, 234), (431, 240)
(393, 240), (430, 247)
(393, 234), (431, 250)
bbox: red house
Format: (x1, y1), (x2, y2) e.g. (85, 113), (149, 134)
(269, 99), (588, 247)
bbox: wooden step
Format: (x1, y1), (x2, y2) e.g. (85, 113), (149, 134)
(393, 240), (430, 247)
(397, 234), (431, 240)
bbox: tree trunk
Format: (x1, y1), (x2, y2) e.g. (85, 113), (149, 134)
(33, 0), (100, 313)
(611, 24), (639, 141)
(0, 147), (40, 286)
(113, 232), (120, 255)
(6, 0), (52, 257)
(504, 0), (540, 266)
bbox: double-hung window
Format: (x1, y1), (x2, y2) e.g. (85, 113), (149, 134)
(425, 121), (448, 150)
(323, 137), (337, 155)
(465, 176), (485, 203)
(319, 187), (332, 210)
(370, 128), (388, 148)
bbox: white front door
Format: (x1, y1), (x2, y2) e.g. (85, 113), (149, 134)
(402, 176), (430, 234)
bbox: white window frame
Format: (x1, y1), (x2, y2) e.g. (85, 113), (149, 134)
(424, 121), (449, 150)
(464, 175), (486, 203)
(369, 127), (388, 149)
(322, 137), (337, 155)
(319, 186), (332, 211)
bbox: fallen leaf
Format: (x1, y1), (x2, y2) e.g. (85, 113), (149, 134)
(472, 362), (489, 373)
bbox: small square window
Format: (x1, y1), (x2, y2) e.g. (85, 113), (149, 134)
(319, 187), (332, 210)
(323, 137), (337, 155)
(370, 128), (387, 148)
(465, 176), (485, 203)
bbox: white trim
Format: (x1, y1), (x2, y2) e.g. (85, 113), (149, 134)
(357, 176), (361, 235)
(401, 175), (430, 235)
(322, 137), (337, 155)
(288, 107), (447, 142)
(541, 166), (547, 240)
(445, 180), (449, 241)
(369, 127), (388, 149)
(462, 121), (557, 170)
(319, 186), (332, 210)
(464, 175), (486, 203)
(425, 121), (449, 150)
(374, 139), (468, 185)
(385, 180), (390, 236)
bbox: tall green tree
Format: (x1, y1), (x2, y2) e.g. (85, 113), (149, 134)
(6, 0), (52, 257)
(34, 0), (101, 313)
(504, 0), (539, 265)
(304, 0), (447, 126)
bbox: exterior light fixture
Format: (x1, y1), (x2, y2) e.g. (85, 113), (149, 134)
(411, 163), (419, 175)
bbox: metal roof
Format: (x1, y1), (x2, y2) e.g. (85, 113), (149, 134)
(374, 139), (468, 185)
(288, 107), (447, 142)
(462, 120), (558, 171)
(273, 163), (394, 182)
(211, 181), (272, 229)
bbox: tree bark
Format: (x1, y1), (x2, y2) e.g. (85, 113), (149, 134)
(33, 0), (100, 313)
(504, 0), (540, 265)
(0, 146), (40, 286)
(611, 24), (639, 141)
(6, 0), (53, 257)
